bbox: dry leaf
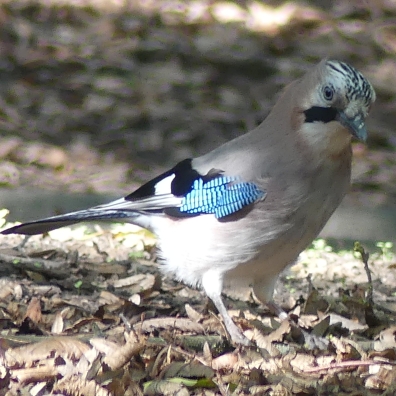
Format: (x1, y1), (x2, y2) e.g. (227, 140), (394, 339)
(6, 337), (90, 368)
(24, 297), (42, 324)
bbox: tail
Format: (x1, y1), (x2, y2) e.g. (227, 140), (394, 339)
(1, 209), (140, 235)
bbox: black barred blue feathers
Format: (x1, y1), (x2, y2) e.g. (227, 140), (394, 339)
(179, 177), (265, 219)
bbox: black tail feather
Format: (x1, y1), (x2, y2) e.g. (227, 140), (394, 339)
(1, 209), (138, 235)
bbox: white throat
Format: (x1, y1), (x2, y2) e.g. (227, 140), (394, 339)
(299, 121), (352, 158)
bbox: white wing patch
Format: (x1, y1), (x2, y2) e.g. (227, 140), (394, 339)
(91, 173), (181, 213)
(155, 174), (175, 195)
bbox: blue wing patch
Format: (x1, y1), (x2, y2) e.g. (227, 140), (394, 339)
(179, 176), (265, 219)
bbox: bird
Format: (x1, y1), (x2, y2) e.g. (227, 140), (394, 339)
(1, 59), (376, 345)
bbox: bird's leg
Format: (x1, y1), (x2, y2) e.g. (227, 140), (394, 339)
(202, 271), (250, 346)
(15, 235), (31, 251)
(209, 292), (250, 346)
(266, 300), (288, 320)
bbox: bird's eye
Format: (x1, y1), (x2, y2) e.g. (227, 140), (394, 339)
(323, 85), (334, 101)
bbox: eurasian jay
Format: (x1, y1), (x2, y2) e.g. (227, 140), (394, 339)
(1, 59), (376, 345)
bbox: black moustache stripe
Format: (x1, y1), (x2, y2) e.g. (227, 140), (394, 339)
(304, 106), (338, 123)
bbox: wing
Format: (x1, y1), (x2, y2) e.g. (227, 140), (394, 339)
(1, 158), (266, 235)
(121, 158), (266, 219)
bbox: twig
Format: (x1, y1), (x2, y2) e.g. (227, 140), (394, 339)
(353, 242), (373, 306)
(0, 252), (69, 279)
(304, 359), (395, 373)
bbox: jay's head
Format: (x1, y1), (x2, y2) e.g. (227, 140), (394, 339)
(296, 60), (375, 150)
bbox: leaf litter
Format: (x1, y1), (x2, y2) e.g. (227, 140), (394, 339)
(0, 220), (395, 395)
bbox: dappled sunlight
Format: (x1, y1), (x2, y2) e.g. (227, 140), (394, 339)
(1, 0), (376, 36)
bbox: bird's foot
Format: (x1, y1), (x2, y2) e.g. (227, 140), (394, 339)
(267, 301), (329, 350)
(222, 314), (251, 346)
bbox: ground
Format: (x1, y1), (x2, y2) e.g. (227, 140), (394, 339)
(0, 0), (396, 395)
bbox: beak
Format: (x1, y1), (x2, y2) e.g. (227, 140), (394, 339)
(337, 111), (367, 142)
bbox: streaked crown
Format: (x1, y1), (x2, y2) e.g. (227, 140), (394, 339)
(325, 60), (375, 111)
